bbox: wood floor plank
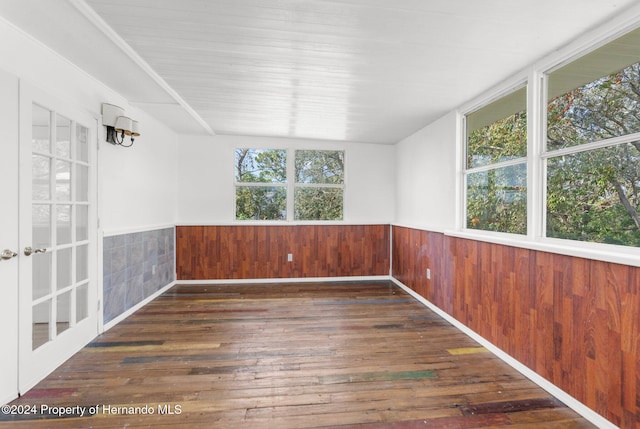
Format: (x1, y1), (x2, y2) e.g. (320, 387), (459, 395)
(1, 281), (595, 428)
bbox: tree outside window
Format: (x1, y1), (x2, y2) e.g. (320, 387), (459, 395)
(234, 148), (345, 221)
(465, 87), (527, 235)
(464, 27), (640, 248)
(294, 150), (344, 221)
(546, 38), (640, 247)
(235, 148), (287, 220)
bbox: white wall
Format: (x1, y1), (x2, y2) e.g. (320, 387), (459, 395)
(177, 135), (396, 224)
(99, 107), (178, 234)
(395, 112), (458, 231)
(0, 18), (179, 234)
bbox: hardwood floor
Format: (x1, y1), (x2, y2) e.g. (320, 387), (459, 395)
(2, 281), (595, 428)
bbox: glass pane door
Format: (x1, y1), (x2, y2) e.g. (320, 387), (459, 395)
(30, 103), (92, 350)
(19, 86), (97, 394)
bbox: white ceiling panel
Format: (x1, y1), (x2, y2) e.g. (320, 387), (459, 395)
(0, 0), (177, 105)
(1, 0), (638, 143)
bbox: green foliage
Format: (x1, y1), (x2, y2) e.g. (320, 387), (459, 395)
(548, 64), (640, 149)
(466, 61), (640, 247)
(234, 148), (344, 221)
(295, 150), (344, 184)
(235, 148), (286, 183)
(466, 111), (528, 234)
(235, 149), (287, 220)
(235, 186), (286, 220)
(293, 150), (344, 220)
(467, 111), (527, 168)
(546, 144), (640, 246)
(294, 188), (343, 220)
(545, 63), (640, 247)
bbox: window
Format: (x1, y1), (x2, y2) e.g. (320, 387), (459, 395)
(234, 148), (345, 221)
(460, 26), (640, 253)
(294, 150), (344, 220)
(464, 86), (527, 234)
(545, 27), (640, 247)
(235, 148), (287, 220)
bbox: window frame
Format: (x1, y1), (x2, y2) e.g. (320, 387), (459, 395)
(233, 148), (288, 222)
(455, 19), (640, 267)
(293, 149), (345, 221)
(234, 147), (346, 223)
(462, 82), (529, 237)
(541, 71), (640, 247)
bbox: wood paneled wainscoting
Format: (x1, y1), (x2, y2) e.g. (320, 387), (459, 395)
(177, 225), (390, 280)
(391, 225), (640, 428)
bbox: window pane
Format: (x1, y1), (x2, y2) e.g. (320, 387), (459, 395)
(76, 204), (88, 241)
(33, 252), (52, 300)
(57, 205), (72, 245)
(76, 165), (89, 202)
(466, 87), (527, 168)
(235, 186), (286, 220)
(547, 28), (640, 150)
(295, 150), (344, 184)
(76, 283), (89, 323)
(56, 291), (71, 335)
(32, 104), (50, 153)
(466, 163), (527, 234)
(235, 148), (286, 183)
(548, 64), (640, 150)
(56, 160), (71, 201)
(546, 143), (640, 246)
(76, 124), (89, 162)
(32, 300), (51, 350)
(294, 187), (343, 220)
(32, 155), (51, 201)
(57, 247), (72, 290)
(77, 244), (89, 282)
(56, 114), (71, 158)
(33, 204), (51, 248)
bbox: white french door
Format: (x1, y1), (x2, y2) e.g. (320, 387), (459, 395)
(18, 85), (98, 393)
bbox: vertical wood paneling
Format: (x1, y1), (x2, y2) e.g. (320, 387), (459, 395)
(391, 226), (448, 309)
(590, 260), (630, 425)
(531, 251), (557, 385)
(391, 225), (640, 428)
(176, 224), (390, 280)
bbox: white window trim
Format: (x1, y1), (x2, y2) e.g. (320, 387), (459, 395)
(462, 81), (529, 236)
(455, 14), (640, 268)
(234, 147), (346, 223)
(542, 132), (640, 159)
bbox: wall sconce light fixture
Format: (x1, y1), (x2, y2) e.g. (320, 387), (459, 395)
(102, 103), (141, 147)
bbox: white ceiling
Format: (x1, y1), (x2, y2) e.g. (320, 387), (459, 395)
(0, 0), (638, 144)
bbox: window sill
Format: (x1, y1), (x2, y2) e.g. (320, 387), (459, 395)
(444, 229), (640, 268)
(177, 221), (390, 226)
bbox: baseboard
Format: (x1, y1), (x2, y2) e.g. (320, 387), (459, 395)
(176, 275), (390, 285)
(390, 277), (617, 429)
(102, 281), (177, 332)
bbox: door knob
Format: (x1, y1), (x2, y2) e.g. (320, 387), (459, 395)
(1, 249), (18, 260)
(24, 246), (47, 256)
